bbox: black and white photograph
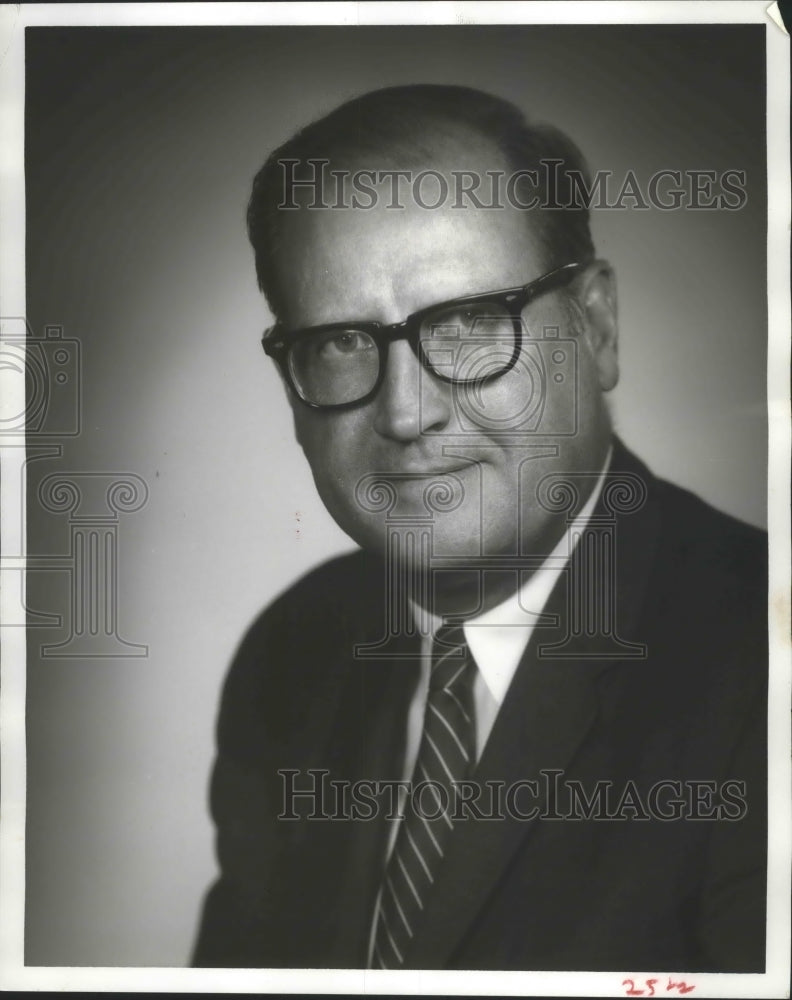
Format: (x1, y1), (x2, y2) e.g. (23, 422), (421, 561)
(0, 2), (789, 994)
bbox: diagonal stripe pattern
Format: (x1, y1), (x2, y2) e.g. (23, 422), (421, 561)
(373, 624), (477, 969)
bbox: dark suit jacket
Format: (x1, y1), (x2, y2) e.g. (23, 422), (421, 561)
(192, 440), (767, 971)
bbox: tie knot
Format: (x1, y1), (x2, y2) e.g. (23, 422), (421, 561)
(430, 624), (472, 692)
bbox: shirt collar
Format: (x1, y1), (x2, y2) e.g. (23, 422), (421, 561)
(462, 446), (613, 705)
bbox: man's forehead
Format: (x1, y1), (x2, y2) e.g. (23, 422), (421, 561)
(271, 142), (546, 325)
(273, 192), (543, 326)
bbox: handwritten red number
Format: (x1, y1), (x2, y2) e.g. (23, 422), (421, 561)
(625, 976), (695, 997)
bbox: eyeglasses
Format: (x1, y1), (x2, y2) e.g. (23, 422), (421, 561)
(261, 260), (589, 410)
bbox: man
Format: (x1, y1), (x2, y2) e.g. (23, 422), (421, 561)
(192, 85), (766, 971)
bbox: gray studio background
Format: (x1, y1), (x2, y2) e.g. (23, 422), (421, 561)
(24, 25), (766, 965)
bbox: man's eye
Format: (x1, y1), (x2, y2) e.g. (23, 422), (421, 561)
(316, 330), (374, 358)
(431, 307), (478, 329)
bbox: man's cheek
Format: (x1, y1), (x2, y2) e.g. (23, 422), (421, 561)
(305, 440), (370, 518)
(293, 413), (345, 463)
(458, 368), (542, 435)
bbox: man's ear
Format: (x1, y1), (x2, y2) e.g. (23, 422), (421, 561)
(577, 261), (619, 392)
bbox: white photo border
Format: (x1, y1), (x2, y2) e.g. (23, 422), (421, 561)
(1, 2), (789, 996)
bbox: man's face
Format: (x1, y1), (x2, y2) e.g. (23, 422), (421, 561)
(273, 155), (618, 579)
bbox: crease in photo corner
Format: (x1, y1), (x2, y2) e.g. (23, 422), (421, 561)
(0, 1), (789, 995)
(767, 1), (790, 34)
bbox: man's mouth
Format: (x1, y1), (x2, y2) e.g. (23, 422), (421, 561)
(381, 459), (481, 477)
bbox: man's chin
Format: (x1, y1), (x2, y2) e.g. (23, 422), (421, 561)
(336, 514), (502, 566)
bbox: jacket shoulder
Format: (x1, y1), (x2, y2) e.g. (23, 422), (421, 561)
(214, 549), (384, 760)
(652, 473), (767, 592)
(613, 438), (766, 592)
(242, 547), (385, 645)
(633, 460), (768, 712)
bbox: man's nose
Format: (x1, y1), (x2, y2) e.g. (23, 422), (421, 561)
(372, 339), (452, 441)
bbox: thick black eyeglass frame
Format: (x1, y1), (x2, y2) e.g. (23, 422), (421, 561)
(261, 260), (589, 411)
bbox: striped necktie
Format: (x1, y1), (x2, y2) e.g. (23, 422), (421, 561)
(372, 624), (477, 969)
